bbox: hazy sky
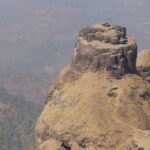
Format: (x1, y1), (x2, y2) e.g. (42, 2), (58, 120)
(0, 0), (150, 72)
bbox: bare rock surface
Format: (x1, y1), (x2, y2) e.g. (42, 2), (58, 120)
(72, 23), (137, 78)
(79, 23), (127, 44)
(35, 23), (150, 150)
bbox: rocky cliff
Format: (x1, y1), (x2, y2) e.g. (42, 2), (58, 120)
(35, 23), (150, 150)
(72, 23), (137, 78)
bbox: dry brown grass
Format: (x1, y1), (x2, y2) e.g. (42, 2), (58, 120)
(137, 49), (150, 68)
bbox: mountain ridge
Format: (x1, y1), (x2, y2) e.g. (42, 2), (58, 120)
(35, 23), (150, 150)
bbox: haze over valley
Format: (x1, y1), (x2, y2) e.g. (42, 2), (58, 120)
(0, 0), (150, 149)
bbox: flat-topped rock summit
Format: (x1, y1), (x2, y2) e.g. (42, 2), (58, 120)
(137, 49), (150, 79)
(72, 23), (137, 78)
(79, 23), (127, 44)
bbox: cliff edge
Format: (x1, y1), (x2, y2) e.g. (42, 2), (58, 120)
(35, 23), (150, 150)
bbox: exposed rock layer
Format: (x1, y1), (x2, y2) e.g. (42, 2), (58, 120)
(72, 23), (137, 78)
(35, 23), (150, 150)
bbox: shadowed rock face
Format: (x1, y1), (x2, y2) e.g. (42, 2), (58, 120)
(72, 23), (137, 78)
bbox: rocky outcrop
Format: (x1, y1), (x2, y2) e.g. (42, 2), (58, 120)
(35, 23), (150, 150)
(79, 23), (127, 44)
(72, 23), (137, 78)
(137, 49), (150, 78)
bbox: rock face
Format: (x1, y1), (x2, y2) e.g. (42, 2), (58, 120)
(35, 23), (150, 150)
(72, 23), (137, 78)
(137, 49), (150, 78)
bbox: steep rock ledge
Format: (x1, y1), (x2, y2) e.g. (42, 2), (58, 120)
(71, 23), (137, 78)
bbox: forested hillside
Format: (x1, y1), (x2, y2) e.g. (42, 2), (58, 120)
(0, 87), (42, 150)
